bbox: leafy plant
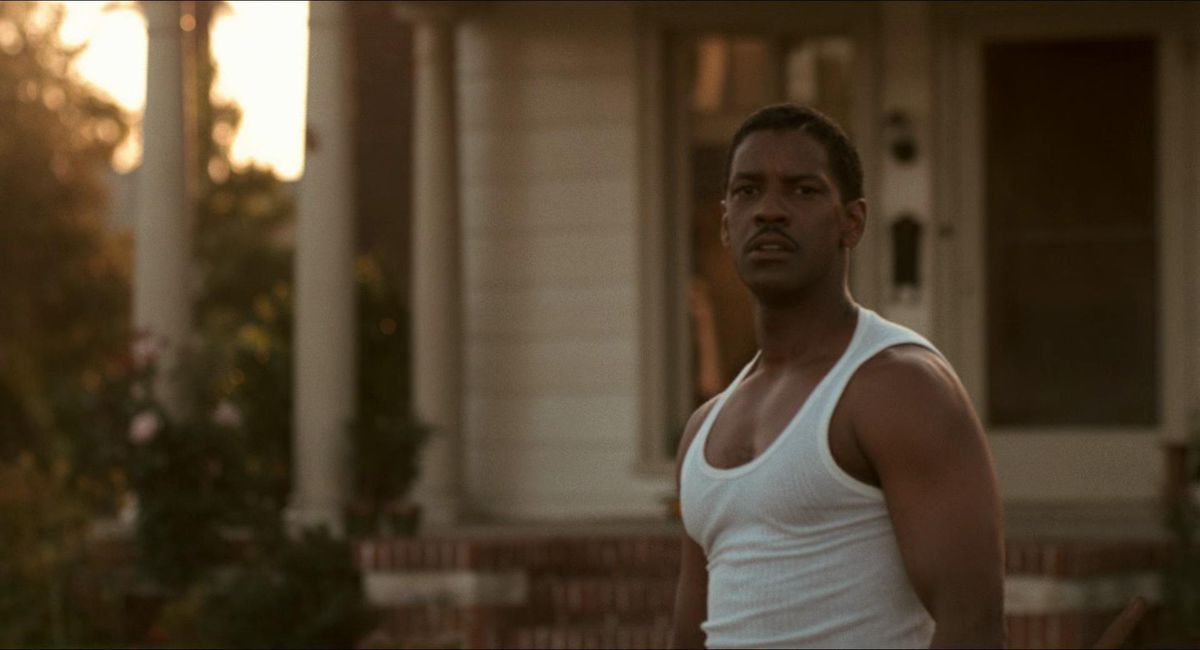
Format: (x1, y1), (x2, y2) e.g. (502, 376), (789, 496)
(349, 257), (428, 535)
(348, 414), (429, 536)
(214, 282), (295, 510)
(0, 452), (119, 647)
(170, 526), (375, 648)
(121, 341), (280, 591)
(1161, 411), (1200, 644)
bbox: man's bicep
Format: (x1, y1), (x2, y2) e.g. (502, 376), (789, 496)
(857, 352), (1004, 639)
(882, 422), (1003, 606)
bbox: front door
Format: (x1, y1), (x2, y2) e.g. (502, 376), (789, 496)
(937, 6), (1192, 504)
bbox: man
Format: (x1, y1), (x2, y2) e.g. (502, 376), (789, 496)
(671, 104), (1004, 649)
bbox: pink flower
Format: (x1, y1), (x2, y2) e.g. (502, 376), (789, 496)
(129, 411), (160, 445)
(212, 400), (243, 429)
(132, 332), (167, 370)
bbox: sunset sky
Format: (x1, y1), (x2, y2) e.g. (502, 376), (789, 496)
(54, 0), (309, 179)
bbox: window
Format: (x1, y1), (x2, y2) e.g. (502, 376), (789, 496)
(983, 38), (1158, 427)
(661, 32), (856, 456)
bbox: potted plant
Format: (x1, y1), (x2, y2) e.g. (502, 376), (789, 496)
(347, 414), (429, 537)
(347, 257), (430, 537)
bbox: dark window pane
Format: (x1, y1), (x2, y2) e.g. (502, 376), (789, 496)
(984, 38), (1157, 427)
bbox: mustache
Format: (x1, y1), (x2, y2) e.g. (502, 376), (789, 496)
(745, 225), (799, 252)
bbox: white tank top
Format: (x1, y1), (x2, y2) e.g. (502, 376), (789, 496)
(680, 307), (938, 649)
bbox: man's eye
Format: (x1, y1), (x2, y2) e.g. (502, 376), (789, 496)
(732, 186), (758, 197)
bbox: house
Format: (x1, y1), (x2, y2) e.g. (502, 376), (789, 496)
(133, 0), (1198, 536)
(388, 0), (1193, 531)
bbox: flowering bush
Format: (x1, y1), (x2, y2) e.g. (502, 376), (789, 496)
(161, 526), (374, 648)
(71, 251), (423, 590)
(1161, 412), (1200, 644)
(0, 3), (414, 644)
(118, 337), (279, 591)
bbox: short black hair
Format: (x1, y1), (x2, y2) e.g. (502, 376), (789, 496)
(723, 104), (864, 202)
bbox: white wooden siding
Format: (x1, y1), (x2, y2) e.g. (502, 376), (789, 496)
(458, 2), (669, 519)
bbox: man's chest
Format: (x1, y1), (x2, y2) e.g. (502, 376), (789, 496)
(703, 367), (836, 470)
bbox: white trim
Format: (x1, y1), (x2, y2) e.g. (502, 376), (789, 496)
(1004, 572), (1160, 616)
(363, 560), (1163, 615)
(634, 16), (675, 476)
(1161, 29), (1198, 444)
(365, 570), (528, 607)
(1191, 7), (1200, 431)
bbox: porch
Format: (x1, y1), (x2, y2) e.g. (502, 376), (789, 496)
(354, 510), (1173, 649)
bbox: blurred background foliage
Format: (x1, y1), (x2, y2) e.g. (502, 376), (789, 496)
(0, 0), (132, 466)
(0, 453), (109, 647)
(0, 4), (134, 640)
(0, 1), (419, 645)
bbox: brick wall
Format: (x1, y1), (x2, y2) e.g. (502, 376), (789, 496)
(355, 535), (1172, 649)
(1003, 539), (1168, 648)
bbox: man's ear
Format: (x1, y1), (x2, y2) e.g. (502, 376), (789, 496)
(720, 203), (731, 248)
(841, 198), (867, 249)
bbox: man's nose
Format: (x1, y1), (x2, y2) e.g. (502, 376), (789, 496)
(753, 191), (789, 226)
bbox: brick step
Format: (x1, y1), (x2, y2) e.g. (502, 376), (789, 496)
(1005, 606), (1167, 649)
(501, 622), (672, 650)
(357, 534), (1170, 577)
(526, 575), (676, 618)
(354, 533), (1175, 649)
(362, 604), (479, 649)
(362, 605), (1168, 650)
(360, 607), (673, 649)
(356, 535), (680, 574)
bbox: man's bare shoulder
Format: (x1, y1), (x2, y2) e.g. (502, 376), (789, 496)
(845, 343), (982, 451)
(852, 343), (964, 406)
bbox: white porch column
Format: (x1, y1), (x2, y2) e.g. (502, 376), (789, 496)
(135, 1), (191, 412)
(289, 0), (356, 535)
(402, 4), (465, 527)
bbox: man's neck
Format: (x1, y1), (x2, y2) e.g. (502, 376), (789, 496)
(754, 287), (858, 369)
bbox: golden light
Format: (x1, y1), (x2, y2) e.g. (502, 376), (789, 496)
(55, 1), (146, 171)
(210, 1), (308, 180)
(52, 0), (309, 179)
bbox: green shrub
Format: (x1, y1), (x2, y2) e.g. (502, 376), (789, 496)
(0, 453), (119, 646)
(185, 526), (375, 648)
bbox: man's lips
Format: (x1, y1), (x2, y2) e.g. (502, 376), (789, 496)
(745, 231), (798, 254)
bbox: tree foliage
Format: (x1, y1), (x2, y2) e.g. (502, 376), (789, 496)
(0, 1), (132, 462)
(186, 0), (297, 507)
(1, 3), (418, 644)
